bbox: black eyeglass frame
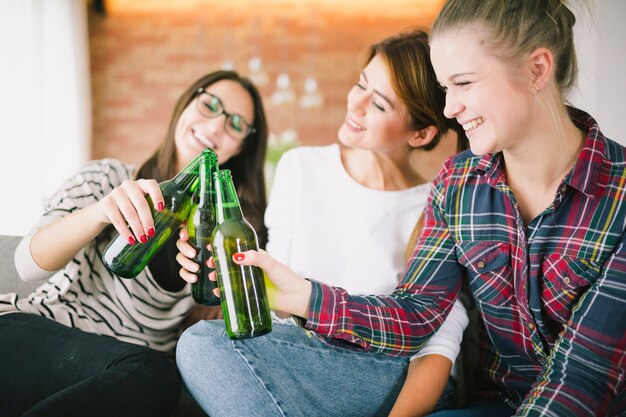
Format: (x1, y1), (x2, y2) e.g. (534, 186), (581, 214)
(195, 87), (256, 140)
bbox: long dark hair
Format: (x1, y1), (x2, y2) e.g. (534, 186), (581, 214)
(135, 70), (269, 246)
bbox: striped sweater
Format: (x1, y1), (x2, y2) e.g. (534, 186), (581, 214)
(0, 159), (195, 353)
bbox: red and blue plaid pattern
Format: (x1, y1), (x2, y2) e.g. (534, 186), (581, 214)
(304, 108), (626, 416)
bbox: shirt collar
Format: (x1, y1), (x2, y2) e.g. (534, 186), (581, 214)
(474, 107), (606, 198)
(567, 107), (604, 199)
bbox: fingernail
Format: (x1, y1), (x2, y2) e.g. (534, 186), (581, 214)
(157, 201), (164, 211)
(139, 234), (148, 244)
(233, 253), (245, 262)
(147, 227), (155, 237)
(127, 236), (136, 246)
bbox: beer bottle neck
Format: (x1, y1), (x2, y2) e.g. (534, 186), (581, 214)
(215, 170), (243, 223)
(170, 152), (202, 194)
(198, 150), (218, 206)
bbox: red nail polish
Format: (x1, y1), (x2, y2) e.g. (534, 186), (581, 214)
(127, 236), (136, 246)
(147, 227), (155, 237)
(139, 234), (148, 244)
(233, 253), (245, 262)
(157, 201), (164, 211)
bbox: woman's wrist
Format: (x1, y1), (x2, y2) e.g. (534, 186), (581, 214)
(277, 278), (312, 319)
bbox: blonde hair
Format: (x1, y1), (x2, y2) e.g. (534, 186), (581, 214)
(432, 0), (580, 98)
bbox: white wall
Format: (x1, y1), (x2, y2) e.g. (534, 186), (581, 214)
(0, 0), (91, 236)
(571, 0), (626, 143)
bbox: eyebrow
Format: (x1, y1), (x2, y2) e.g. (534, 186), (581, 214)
(360, 71), (395, 109)
(449, 72), (477, 81)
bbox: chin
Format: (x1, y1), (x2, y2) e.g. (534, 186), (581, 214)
(468, 141), (494, 156)
(337, 128), (360, 148)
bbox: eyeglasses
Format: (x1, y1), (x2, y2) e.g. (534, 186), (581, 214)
(195, 88), (256, 141)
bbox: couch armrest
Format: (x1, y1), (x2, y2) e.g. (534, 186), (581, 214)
(0, 235), (39, 297)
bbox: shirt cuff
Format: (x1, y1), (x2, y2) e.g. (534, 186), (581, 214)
(292, 278), (338, 336)
(14, 232), (57, 283)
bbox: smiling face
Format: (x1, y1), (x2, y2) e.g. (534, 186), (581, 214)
(430, 25), (535, 156)
(174, 79), (255, 169)
(337, 54), (418, 156)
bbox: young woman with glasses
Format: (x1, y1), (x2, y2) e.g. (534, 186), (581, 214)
(176, 30), (469, 417)
(0, 70), (268, 417)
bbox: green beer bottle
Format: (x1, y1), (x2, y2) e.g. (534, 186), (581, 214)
(101, 151), (203, 279)
(211, 169), (272, 339)
(188, 149), (220, 305)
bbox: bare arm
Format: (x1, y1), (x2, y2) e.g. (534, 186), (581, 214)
(29, 204), (109, 271)
(388, 354), (453, 417)
(28, 178), (163, 273)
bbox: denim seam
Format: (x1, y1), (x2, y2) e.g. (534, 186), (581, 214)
(232, 340), (290, 417)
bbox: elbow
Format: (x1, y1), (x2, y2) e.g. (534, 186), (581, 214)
(14, 234), (56, 283)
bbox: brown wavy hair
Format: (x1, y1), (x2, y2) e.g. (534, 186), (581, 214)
(365, 28), (467, 152)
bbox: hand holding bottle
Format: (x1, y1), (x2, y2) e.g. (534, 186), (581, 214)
(176, 226), (203, 283)
(96, 179), (164, 245)
(228, 249), (313, 319)
(101, 151), (203, 279)
(28, 178), (164, 273)
(177, 235), (312, 320)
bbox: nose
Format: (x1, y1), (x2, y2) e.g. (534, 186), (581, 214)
(205, 114), (227, 136)
(443, 91), (463, 120)
(346, 87), (368, 115)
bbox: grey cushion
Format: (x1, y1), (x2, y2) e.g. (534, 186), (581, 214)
(0, 235), (39, 297)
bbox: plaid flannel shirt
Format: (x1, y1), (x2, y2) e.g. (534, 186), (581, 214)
(303, 108), (626, 416)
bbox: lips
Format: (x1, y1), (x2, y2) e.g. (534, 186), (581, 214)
(345, 117), (365, 132)
(461, 117), (485, 132)
(192, 129), (216, 149)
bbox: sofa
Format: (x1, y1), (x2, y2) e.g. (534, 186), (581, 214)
(0, 235), (37, 298)
(0, 234), (207, 417)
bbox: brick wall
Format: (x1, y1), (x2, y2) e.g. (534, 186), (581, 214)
(89, 0), (443, 166)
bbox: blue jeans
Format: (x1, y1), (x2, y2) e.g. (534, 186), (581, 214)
(0, 313), (181, 417)
(176, 320), (456, 417)
(427, 399), (515, 417)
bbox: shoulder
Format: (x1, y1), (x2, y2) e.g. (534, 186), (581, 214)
(75, 159), (135, 185)
(279, 144), (338, 164)
(42, 159), (136, 212)
(275, 144), (340, 175)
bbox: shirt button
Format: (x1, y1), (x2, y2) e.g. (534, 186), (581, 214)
(522, 283), (527, 291)
(527, 322), (535, 331)
(561, 185), (568, 193)
(563, 276), (571, 285)
(477, 260), (486, 268)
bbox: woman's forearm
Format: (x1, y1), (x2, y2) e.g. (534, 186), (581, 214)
(30, 204), (109, 271)
(388, 354), (453, 417)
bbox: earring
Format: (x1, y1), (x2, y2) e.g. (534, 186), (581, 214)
(534, 85), (541, 94)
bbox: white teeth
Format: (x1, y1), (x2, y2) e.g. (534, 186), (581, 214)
(462, 117), (485, 131)
(346, 118), (365, 131)
(193, 131), (216, 149)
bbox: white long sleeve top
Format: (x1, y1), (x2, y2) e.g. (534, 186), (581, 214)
(265, 144), (468, 364)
